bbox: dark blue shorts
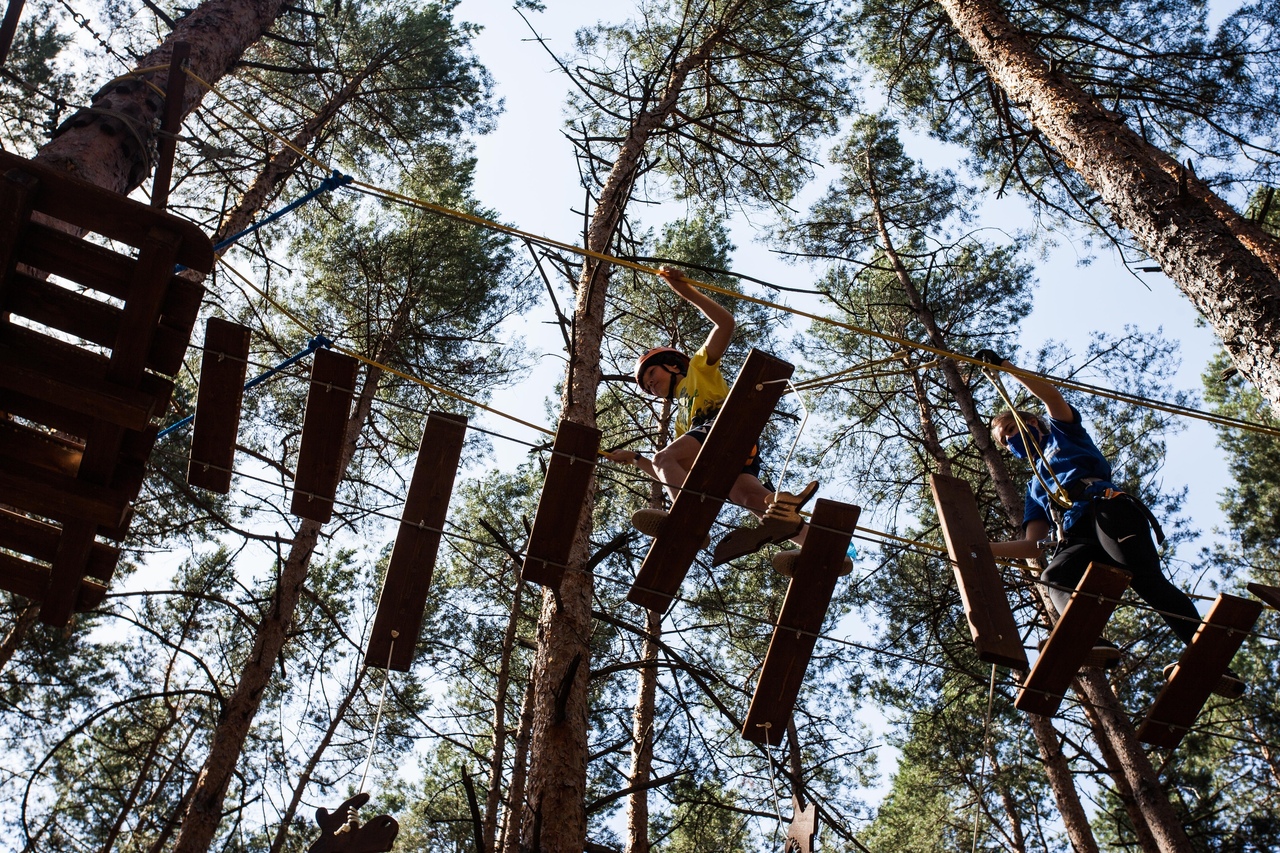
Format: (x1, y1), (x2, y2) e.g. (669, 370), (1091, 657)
(685, 421), (762, 480)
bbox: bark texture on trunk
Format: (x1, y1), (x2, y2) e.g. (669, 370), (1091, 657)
(624, 609), (661, 853)
(519, 27), (730, 853)
(934, 0), (1280, 414)
(35, 0), (290, 194)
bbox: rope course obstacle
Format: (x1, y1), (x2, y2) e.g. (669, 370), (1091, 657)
(0, 149), (212, 626)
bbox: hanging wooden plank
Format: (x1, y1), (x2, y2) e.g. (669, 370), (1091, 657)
(1138, 593), (1263, 748)
(1247, 581), (1280, 610)
(742, 499), (860, 745)
(188, 318), (252, 493)
(291, 349), (359, 523)
(1015, 561), (1130, 716)
(0, 150), (213, 272)
(521, 420), (602, 589)
(930, 473), (1028, 669)
(366, 412), (468, 671)
(628, 349), (794, 613)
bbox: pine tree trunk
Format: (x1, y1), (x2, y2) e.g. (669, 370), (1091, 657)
(932, 0), (1280, 414)
(624, 608), (661, 853)
(484, 567), (526, 853)
(519, 27), (732, 853)
(34, 0), (290, 194)
(500, 676), (536, 853)
(172, 361), (383, 852)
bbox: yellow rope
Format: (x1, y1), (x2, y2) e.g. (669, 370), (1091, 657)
(215, 257), (556, 437)
(164, 68), (1280, 441)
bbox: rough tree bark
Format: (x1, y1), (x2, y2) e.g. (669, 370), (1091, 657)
(518, 24), (733, 853)
(933, 0), (1280, 414)
(35, 0), (291, 194)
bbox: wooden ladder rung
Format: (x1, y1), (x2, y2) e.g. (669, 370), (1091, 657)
(1138, 593), (1263, 748)
(628, 349), (795, 613)
(522, 420), (602, 589)
(742, 499), (860, 745)
(188, 318), (251, 493)
(930, 473), (1028, 669)
(1015, 562), (1130, 716)
(290, 349), (359, 524)
(366, 412), (468, 671)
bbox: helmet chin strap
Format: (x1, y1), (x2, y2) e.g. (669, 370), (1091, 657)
(663, 364), (683, 400)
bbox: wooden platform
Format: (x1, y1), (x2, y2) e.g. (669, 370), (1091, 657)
(1015, 562), (1130, 716)
(1138, 593), (1263, 748)
(627, 349), (794, 613)
(742, 499), (860, 745)
(0, 150), (211, 626)
(1247, 581), (1280, 610)
(366, 412), (467, 671)
(522, 420), (601, 590)
(930, 473), (1027, 669)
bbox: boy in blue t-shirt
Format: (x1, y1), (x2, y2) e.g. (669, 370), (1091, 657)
(980, 350), (1244, 698)
(601, 268), (824, 576)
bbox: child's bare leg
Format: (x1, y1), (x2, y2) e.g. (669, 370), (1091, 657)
(651, 434), (701, 504)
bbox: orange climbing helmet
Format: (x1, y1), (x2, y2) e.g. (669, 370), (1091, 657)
(634, 347), (689, 391)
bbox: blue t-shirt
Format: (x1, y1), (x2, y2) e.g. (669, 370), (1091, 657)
(1023, 405), (1115, 534)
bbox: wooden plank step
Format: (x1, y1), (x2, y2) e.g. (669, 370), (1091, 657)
(188, 318), (251, 493)
(742, 499), (860, 745)
(0, 454), (132, 529)
(290, 349), (359, 523)
(0, 149), (214, 272)
(930, 473), (1027, 669)
(628, 349), (794, 613)
(1247, 582), (1280, 610)
(0, 507), (120, 581)
(522, 420), (602, 589)
(0, 419), (83, 478)
(4, 271), (191, 376)
(0, 321), (173, 431)
(19, 222), (206, 327)
(0, 550), (107, 612)
(1138, 593), (1263, 748)
(366, 412), (468, 671)
(1015, 562), (1130, 716)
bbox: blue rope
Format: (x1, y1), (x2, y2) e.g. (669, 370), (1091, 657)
(212, 170), (352, 254)
(157, 334), (333, 439)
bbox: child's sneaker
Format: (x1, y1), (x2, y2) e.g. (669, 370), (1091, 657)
(631, 508), (710, 549)
(763, 480), (820, 527)
(1162, 662), (1247, 699)
(771, 550), (853, 578)
(1037, 636), (1121, 669)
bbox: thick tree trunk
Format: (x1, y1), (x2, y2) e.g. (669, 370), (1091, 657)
(624, 608), (661, 853)
(35, 0), (290, 195)
(869, 178), (1100, 852)
(519, 26), (731, 853)
(500, 676), (536, 853)
(933, 0), (1280, 414)
(172, 362), (383, 853)
(484, 567), (525, 853)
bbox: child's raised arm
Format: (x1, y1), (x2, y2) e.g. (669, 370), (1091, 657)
(660, 268), (734, 366)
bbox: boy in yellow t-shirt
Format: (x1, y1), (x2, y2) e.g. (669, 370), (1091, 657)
(602, 268), (821, 575)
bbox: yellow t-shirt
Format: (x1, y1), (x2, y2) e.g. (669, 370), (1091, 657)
(673, 346), (730, 437)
